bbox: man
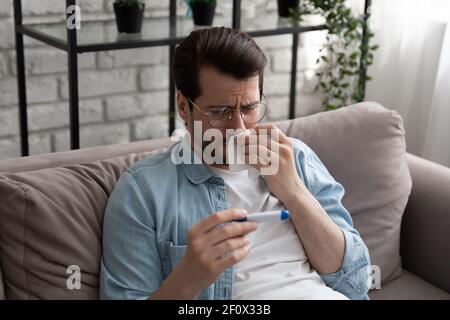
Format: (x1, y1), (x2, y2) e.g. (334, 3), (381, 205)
(100, 27), (371, 300)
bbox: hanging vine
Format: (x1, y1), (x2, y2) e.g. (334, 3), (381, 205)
(290, 0), (378, 110)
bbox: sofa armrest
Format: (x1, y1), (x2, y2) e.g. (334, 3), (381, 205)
(401, 153), (450, 293)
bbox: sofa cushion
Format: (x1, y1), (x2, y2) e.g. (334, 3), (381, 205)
(0, 149), (171, 299)
(279, 102), (412, 285)
(0, 138), (172, 174)
(0, 102), (411, 299)
(369, 270), (450, 300)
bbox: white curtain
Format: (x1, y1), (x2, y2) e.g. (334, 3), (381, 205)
(365, 0), (450, 167)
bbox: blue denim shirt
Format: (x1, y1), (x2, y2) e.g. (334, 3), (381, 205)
(99, 138), (371, 300)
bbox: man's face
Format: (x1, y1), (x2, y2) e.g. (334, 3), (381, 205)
(178, 66), (261, 164)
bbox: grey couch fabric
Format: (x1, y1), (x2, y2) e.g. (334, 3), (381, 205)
(0, 146), (172, 299)
(0, 102), (448, 300)
(400, 154), (450, 293)
(279, 102), (412, 284)
(369, 271), (450, 300)
(0, 138), (172, 174)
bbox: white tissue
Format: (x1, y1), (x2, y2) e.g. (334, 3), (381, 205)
(227, 129), (260, 180)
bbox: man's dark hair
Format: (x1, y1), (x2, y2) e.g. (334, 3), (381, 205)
(172, 27), (268, 106)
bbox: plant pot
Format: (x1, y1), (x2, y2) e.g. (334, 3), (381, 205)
(277, 0), (300, 18)
(113, 2), (145, 34)
(191, 2), (216, 26)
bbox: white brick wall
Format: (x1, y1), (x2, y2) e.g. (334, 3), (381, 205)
(0, 52), (8, 77)
(28, 133), (52, 154)
(0, 75), (58, 106)
(266, 96), (290, 121)
(105, 91), (168, 121)
(0, 77), (17, 106)
(0, 106), (18, 137)
(133, 114), (169, 140)
(10, 49), (96, 75)
(53, 122), (130, 151)
(0, 0), (326, 160)
(0, 19), (14, 49)
(59, 69), (138, 99)
(22, 0), (67, 16)
(27, 98), (103, 132)
(140, 65), (169, 91)
(264, 73), (291, 96)
(0, 1), (11, 17)
(97, 46), (168, 69)
(0, 137), (20, 159)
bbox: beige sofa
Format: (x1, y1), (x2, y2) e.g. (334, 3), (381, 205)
(0, 102), (449, 300)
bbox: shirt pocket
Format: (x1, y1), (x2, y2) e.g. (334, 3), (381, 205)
(159, 240), (187, 278)
(158, 240), (214, 300)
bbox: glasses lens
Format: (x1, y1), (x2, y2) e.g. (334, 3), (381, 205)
(208, 108), (229, 127)
(206, 101), (268, 128)
(241, 103), (267, 124)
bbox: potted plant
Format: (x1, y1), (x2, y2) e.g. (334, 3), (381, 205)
(189, 0), (217, 26)
(277, 0), (300, 18)
(113, 0), (146, 34)
(289, 0), (378, 110)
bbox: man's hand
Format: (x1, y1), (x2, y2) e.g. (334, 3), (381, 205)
(239, 124), (346, 274)
(175, 209), (258, 298)
(241, 124), (306, 207)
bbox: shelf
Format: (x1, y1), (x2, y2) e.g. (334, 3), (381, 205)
(18, 12), (327, 53)
(17, 0), (366, 156)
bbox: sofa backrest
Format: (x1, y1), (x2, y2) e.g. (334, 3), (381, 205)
(0, 139), (174, 299)
(283, 102), (412, 285)
(0, 102), (412, 299)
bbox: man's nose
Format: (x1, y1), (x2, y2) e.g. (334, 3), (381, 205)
(228, 109), (246, 130)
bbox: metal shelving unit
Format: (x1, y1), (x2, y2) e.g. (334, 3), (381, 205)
(13, 0), (371, 156)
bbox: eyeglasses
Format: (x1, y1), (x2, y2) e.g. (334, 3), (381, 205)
(187, 95), (269, 128)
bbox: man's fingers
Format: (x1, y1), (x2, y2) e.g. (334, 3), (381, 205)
(212, 236), (250, 259)
(190, 209), (248, 236)
(238, 130), (282, 151)
(215, 244), (252, 270)
(238, 144), (274, 169)
(205, 220), (258, 245)
(254, 124), (290, 144)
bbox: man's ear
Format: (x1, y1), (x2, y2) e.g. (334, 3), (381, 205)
(177, 90), (190, 123)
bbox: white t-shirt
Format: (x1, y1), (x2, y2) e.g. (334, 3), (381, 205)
(208, 166), (349, 300)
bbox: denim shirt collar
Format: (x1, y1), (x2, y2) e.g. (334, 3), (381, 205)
(171, 140), (217, 185)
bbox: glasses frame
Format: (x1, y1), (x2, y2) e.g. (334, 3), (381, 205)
(186, 94), (270, 128)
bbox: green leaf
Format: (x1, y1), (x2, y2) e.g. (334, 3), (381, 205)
(350, 52), (359, 60)
(308, 0), (378, 111)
